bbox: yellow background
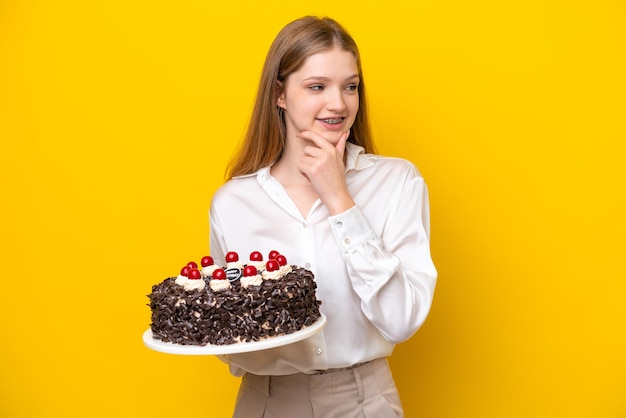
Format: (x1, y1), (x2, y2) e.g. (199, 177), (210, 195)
(1, 0), (625, 417)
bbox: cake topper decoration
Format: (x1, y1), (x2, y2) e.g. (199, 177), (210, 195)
(226, 268), (242, 282)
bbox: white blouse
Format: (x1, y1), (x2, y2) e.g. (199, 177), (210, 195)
(209, 142), (437, 376)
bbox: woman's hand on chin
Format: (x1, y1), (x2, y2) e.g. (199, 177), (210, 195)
(297, 130), (355, 215)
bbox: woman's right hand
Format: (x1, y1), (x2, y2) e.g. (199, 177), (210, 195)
(296, 130), (355, 215)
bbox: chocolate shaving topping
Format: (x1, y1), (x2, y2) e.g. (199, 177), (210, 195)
(147, 267), (322, 346)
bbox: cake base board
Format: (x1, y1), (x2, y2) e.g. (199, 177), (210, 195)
(143, 313), (326, 355)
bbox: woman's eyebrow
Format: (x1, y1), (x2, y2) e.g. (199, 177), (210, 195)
(302, 74), (360, 82)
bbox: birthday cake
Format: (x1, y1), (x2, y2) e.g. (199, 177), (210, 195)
(147, 251), (322, 346)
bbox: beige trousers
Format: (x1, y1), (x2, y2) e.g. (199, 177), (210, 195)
(232, 358), (404, 418)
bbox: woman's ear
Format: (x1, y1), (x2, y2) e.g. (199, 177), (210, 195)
(276, 81), (286, 109)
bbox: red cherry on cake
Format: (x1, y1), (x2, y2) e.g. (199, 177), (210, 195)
(180, 265), (191, 277)
(186, 261), (198, 269)
(201, 256), (214, 267)
(243, 265), (258, 277)
(187, 268), (201, 280)
(268, 250), (280, 260)
(212, 268), (227, 280)
(249, 251), (263, 262)
(266, 260), (279, 272)
(225, 251), (239, 263)
(275, 254), (287, 266)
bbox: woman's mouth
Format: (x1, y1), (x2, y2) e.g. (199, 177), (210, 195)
(318, 118), (343, 124)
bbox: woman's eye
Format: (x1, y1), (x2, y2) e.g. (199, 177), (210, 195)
(346, 84), (358, 91)
(309, 85), (324, 91)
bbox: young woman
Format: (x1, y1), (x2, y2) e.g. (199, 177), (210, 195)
(209, 16), (437, 418)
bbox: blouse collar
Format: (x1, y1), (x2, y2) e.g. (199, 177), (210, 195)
(233, 141), (374, 181)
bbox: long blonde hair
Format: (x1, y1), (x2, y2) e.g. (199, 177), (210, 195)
(227, 16), (374, 179)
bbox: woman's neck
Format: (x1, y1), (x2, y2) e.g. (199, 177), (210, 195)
(270, 135), (309, 185)
(270, 138), (321, 217)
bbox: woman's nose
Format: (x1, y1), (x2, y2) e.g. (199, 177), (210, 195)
(326, 89), (346, 112)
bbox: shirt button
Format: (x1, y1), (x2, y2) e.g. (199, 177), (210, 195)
(344, 238), (351, 245)
(336, 221), (343, 228)
(315, 348), (322, 355)
(305, 263), (311, 269)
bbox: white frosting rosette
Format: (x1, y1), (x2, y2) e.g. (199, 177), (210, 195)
(226, 261), (244, 269)
(248, 261), (266, 271)
(241, 274), (263, 288)
(278, 264), (293, 275)
(210, 279), (231, 292)
(201, 264), (219, 277)
(174, 275), (206, 291)
(175, 274), (187, 286)
(261, 269), (282, 280)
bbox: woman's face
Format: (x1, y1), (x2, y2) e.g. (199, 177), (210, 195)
(278, 47), (360, 145)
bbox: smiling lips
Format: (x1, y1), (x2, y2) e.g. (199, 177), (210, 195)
(317, 117), (345, 129)
(319, 118), (343, 124)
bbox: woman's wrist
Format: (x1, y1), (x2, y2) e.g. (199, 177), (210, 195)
(325, 195), (356, 216)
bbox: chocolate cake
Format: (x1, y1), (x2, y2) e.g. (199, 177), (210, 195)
(147, 251), (322, 346)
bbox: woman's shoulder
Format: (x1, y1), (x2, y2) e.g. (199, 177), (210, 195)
(211, 169), (264, 204)
(348, 143), (422, 178)
(359, 151), (424, 180)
